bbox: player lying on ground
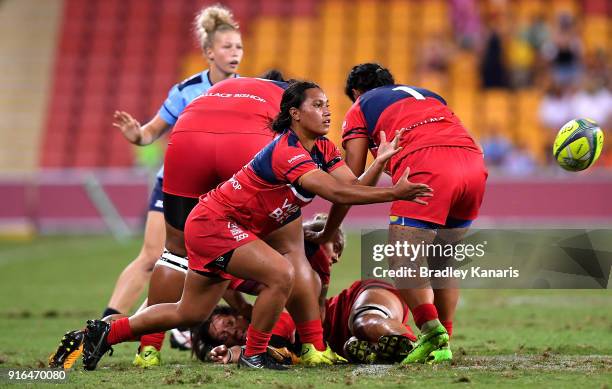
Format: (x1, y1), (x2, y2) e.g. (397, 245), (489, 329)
(311, 63), (487, 364)
(196, 279), (418, 365)
(48, 214), (343, 369)
(79, 81), (433, 370)
(102, 5), (243, 352)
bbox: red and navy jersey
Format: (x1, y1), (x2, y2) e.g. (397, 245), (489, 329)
(173, 77), (288, 136)
(324, 279), (414, 357)
(342, 84), (480, 165)
(202, 130), (345, 237)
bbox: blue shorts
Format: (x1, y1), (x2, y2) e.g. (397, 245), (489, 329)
(389, 215), (472, 229)
(148, 176), (164, 212)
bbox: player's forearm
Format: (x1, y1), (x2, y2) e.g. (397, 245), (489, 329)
(358, 158), (385, 186)
(138, 125), (161, 146)
(327, 184), (396, 205)
(320, 203), (350, 241)
(223, 290), (252, 319)
(138, 116), (171, 146)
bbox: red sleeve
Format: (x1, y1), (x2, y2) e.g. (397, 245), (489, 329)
(272, 139), (318, 184)
(341, 101), (370, 149)
(316, 138), (346, 173)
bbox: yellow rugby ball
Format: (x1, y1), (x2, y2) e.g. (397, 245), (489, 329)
(552, 118), (604, 171)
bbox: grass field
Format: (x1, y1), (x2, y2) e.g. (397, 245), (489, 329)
(1, 234), (611, 388)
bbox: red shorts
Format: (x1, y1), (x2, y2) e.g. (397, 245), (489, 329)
(184, 202), (258, 279)
(390, 146), (487, 225)
(163, 131), (274, 198)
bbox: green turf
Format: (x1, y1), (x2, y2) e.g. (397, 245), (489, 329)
(0, 234), (610, 388)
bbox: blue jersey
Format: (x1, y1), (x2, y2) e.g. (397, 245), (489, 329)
(155, 70), (238, 178)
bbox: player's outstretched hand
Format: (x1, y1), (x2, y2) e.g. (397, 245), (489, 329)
(376, 129), (405, 164)
(209, 345), (238, 364)
(113, 110), (142, 145)
(392, 167), (433, 205)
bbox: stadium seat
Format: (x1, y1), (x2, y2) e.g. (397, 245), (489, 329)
(353, 0), (379, 63)
(420, 0), (450, 36)
(483, 90), (512, 142)
(583, 16), (609, 52)
(286, 18), (314, 78)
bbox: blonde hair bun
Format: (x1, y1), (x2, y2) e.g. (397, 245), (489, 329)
(195, 4), (239, 50)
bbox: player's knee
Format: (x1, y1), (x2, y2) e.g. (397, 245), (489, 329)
(268, 261), (294, 297)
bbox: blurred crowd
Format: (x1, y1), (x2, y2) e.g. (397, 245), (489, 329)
(417, 0), (611, 174)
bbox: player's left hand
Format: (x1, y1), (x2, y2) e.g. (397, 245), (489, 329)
(376, 129), (405, 164)
(209, 345), (237, 364)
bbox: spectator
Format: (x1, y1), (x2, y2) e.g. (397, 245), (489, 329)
(451, 0), (482, 49)
(480, 19), (508, 88)
(507, 20), (537, 88)
(480, 125), (513, 167)
(525, 14), (549, 52)
(502, 142), (538, 175)
(538, 81), (575, 130)
(571, 74), (612, 129)
(541, 13), (583, 87)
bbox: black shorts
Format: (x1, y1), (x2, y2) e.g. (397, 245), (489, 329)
(163, 192), (198, 231)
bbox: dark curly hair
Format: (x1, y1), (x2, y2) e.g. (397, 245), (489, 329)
(259, 69), (285, 82)
(271, 81), (321, 133)
(191, 305), (239, 362)
(344, 63), (394, 102)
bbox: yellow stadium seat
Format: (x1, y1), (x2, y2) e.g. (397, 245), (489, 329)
(385, 0), (414, 82)
(353, 0), (379, 64)
(516, 0), (545, 20)
(250, 18), (283, 75)
(515, 90), (546, 161)
(421, 0), (450, 36)
(286, 18), (314, 78)
(449, 51), (478, 90)
(551, 0), (579, 18)
(583, 16), (609, 52)
(450, 89), (477, 138)
(481, 89), (511, 139)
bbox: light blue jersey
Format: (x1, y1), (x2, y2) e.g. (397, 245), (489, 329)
(154, 70), (237, 179)
(158, 70), (214, 126)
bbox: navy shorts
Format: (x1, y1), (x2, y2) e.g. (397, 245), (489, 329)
(148, 176), (164, 212)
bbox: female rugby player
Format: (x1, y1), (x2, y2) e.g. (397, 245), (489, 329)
(81, 81), (432, 370)
(104, 4), (242, 319)
(103, 5), (243, 363)
(312, 63), (487, 364)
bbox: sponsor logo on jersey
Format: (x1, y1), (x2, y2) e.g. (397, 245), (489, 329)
(203, 92), (266, 102)
(228, 222), (249, 241)
(288, 154), (306, 164)
(269, 198), (300, 224)
(399, 116), (446, 131)
(229, 176), (241, 190)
